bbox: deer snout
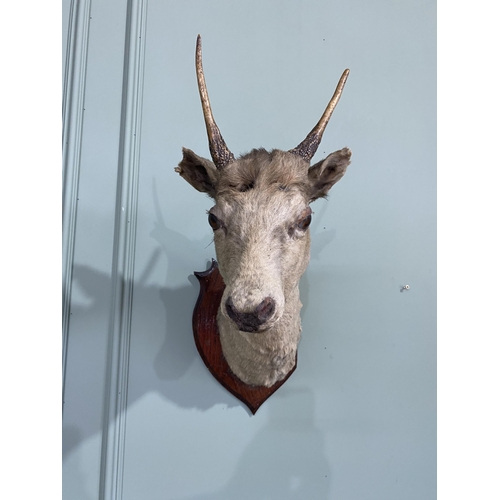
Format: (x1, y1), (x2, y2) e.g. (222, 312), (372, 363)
(225, 296), (276, 333)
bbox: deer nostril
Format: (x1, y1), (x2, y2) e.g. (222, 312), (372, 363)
(225, 297), (239, 323)
(255, 297), (275, 322)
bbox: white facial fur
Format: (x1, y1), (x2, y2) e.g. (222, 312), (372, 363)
(213, 188), (310, 319)
(213, 188), (311, 386)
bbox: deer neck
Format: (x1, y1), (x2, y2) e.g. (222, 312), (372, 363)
(218, 283), (302, 387)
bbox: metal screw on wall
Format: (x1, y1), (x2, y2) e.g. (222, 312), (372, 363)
(400, 284), (410, 292)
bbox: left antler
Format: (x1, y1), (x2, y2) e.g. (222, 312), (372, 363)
(290, 69), (350, 162)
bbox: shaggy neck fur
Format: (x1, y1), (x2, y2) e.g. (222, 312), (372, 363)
(218, 282), (303, 387)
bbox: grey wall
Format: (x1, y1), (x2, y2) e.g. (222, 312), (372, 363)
(63, 0), (436, 498)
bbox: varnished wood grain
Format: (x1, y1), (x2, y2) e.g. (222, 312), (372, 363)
(193, 260), (296, 414)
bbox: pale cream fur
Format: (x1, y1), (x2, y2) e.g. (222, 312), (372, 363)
(177, 148), (350, 386)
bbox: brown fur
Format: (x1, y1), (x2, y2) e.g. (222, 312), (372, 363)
(216, 149), (311, 199)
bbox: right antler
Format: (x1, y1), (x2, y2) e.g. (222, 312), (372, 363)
(196, 35), (235, 170)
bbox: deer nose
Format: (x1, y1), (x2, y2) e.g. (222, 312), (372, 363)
(225, 296), (276, 333)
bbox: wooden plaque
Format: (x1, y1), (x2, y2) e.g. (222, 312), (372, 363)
(193, 260), (296, 414)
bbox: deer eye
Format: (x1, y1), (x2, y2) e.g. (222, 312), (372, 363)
(208, 213), (222, 231)
(297, 214), (312, 231)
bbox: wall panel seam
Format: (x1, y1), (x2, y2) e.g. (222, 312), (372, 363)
(99, 1), (148, 499)
(62, 0), (92, 408)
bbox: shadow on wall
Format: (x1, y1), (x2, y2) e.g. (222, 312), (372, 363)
(63, 182), (339, 459)
(177, 387), (331, 500)
(64, 259), (240, 448)
(63, 186), (233, 457)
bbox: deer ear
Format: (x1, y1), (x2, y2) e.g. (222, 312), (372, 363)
(308, 147), (351, 202)
(175, 148), (218, 197)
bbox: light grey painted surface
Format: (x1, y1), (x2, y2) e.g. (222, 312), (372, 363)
(63, 0), (436, 498)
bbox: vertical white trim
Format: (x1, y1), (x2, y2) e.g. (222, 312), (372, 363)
(62, 0), (92, 404)
(99, 1), (148, 499)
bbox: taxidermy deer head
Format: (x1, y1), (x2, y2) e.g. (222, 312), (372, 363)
(176, 35), (351, 387)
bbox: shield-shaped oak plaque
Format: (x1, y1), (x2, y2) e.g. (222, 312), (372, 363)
(193, 260), (296, 414)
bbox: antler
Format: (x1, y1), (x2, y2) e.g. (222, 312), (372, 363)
(289, 69), (350, 162)
(196, 35), (235, 169)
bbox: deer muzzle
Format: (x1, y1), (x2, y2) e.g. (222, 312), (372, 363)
(225, 296), (276, 333)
